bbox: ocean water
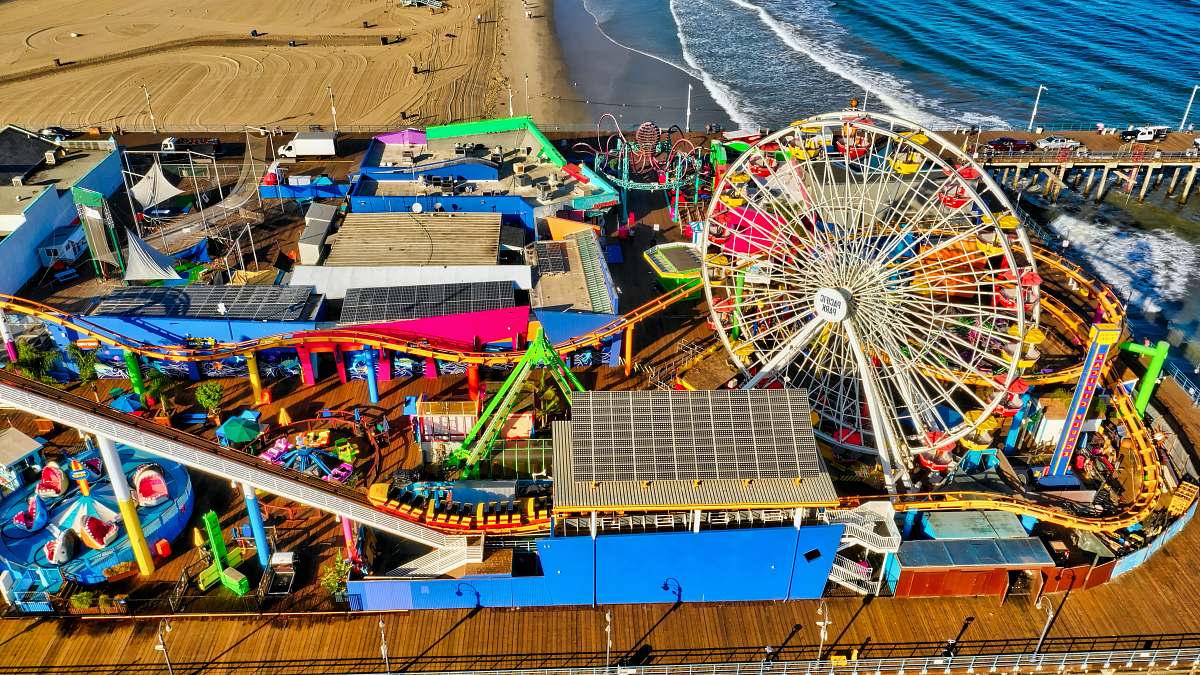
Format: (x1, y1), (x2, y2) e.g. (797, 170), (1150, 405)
(579, 0), (1200, 130)
(573, 0), (1200, 350)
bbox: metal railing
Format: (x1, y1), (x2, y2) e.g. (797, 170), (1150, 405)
(381, 647), (1200, 675)
(1166, 361), (1200, 406)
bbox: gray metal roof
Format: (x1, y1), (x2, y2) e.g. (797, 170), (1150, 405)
(92, 285), (319, 321)
(552, 389), (838, 511)
(896, 537), (1054, 569)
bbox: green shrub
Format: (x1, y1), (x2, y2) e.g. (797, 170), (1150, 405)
(69, 591), (96, 609)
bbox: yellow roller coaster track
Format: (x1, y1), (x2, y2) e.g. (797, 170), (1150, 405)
(0, 278), (703, 366)
(0, 243), (1158, 532)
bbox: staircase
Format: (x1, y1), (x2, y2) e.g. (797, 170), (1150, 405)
(827, 554), (875, 595)
(821, 504), (902, 553)
(385, 536), (483, 578)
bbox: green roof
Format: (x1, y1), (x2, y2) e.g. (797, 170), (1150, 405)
(425, 117), (566, 167)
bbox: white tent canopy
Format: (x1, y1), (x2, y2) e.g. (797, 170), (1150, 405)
(130, 161), (184, 210)
(123, 229), (182, 281)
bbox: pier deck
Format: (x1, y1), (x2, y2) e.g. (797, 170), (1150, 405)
(1, 509), (1199, 673)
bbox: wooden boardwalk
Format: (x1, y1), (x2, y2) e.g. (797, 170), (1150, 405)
(2, 509), (1200, 673)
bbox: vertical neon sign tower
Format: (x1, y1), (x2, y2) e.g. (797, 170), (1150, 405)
(1042, 323), (1121, 485)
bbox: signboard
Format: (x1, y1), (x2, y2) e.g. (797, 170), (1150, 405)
(74, 339), (100, 350)
(1046, 323), (1120, 478)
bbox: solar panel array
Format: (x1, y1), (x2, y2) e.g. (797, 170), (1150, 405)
(92, 286), (315, 321)
(339, 282), (515, 325)
(533, 242), (571, 274)
(569, 389), (821, 482)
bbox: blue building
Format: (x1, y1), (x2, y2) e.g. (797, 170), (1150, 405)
(347, 390), (895, 610)
(0, 127), (122, 294)
(348, 118), (618, 235)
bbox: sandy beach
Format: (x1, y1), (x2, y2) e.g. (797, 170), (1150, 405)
(499, 0), (588, 125)
(0, 0), (509, 130)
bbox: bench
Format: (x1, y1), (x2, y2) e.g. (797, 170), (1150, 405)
(53, 269), (80, 285)
(175, 412), (209, 426)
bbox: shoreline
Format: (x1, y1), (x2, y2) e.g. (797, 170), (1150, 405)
(547, 0), (734, 131)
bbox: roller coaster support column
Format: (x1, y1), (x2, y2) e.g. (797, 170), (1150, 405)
(467, 364), (481, 402)
(623, 325), (634, 377)
(297, 347), (316, 386)
(363, 345), (379, 404)
(96, 435), (155, 575)
(1042, 324), (1121, 486)
(124, 350), (144, 395)
(340, 515), (359, 563)
(240, 482), (271, 567)
(1119, 339), (1170, 418)
(0, 310), (16, 363)
(246, 351), (263, 404)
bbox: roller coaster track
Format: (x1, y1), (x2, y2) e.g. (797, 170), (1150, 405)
(0, 278), (701, 366)
(0, 243), (1158, 534)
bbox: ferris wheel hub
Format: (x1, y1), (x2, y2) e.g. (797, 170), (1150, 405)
(814, 287), (854, 323)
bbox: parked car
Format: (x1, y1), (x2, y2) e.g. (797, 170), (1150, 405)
(985, 137), (1037, 152)
(1119, 126), (1170, 143)
(38, 126), (71, 140)
(1035, 135), (1082, 150)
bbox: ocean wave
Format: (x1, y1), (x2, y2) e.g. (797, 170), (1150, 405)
(577, 0), (753, 127)
(666, 0), (756, 129)
(719, 0), (1010, 129)
(1048, 214), (1200, 314)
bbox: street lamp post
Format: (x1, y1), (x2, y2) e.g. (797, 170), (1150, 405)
(1034, 596), (1055, 654)
(1180, 84), (1199, 132)
(327, 85), (339, 132)
(1027, 84), (1048, 132)
(141, 83), (158, 134)
(816, 600), (832, 662)
(155, 618), (174, 675)
(507, 86), (514, 117)
(604, 611), (613, 670)
(524, 73), (530, 118)
(379, 619), (391, 674)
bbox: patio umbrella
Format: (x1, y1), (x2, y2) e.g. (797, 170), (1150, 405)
(277, 406), (292, 426)
(109, 392), (143, 413)
(218, 416), (262, 444)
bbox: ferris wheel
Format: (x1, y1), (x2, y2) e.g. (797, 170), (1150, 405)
(701, 111), (1041, 490)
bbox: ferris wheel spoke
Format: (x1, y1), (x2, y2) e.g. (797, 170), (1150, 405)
(842, 319), (909, 491)
(743, 316), (826, 389)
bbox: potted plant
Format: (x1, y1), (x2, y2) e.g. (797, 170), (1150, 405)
(141, 366), (175, 425)
(195, 381), (224, 424)
(68, 591), (97, 614)
(67, 345), (100, 401)
(319, 550), (353, 602)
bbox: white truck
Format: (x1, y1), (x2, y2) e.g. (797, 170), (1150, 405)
(279, 132), (339, 158)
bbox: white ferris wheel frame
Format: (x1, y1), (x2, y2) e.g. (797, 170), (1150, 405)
(699, 111), (1040, 490)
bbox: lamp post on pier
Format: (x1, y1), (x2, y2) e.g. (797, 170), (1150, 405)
(1180, 83), (1199, 132)
(1027, 84), (1048, 132)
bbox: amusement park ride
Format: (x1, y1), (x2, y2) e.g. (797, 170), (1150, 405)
(0, 109), (1184, 606)
(575, 115), (706, 222)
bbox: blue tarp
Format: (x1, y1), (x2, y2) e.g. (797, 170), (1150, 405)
(171, 238), (211, 263)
